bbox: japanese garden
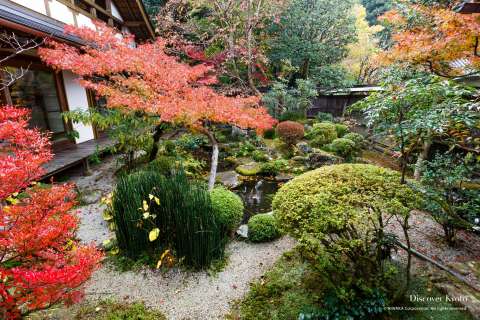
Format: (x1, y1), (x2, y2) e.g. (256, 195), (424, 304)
(0, 0), (479, 319)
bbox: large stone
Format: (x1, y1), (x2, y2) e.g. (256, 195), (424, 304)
(296, 142), (312, 155)
(308, 151), (342, 169)
(275, 173), (294, 182)
(216, 171), (242, 189)
(237, 224), (248, 238)
(236, 162), (262, 176)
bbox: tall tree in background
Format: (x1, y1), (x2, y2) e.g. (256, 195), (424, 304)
(267, 0), (356, 87)
(377, 1), (480, 77)
(361, 0), (393, 25)
(342, 3), (383, 84)
(39, 23), (276, 190)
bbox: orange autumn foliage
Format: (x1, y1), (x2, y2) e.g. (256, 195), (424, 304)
(38, 22), (276, 133)
(377, 3), (480, 76)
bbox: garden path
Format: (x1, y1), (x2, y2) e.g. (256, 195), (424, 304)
(65, 156), (296, 319)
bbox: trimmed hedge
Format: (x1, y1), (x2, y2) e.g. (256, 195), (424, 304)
(334, 123), (349, 137)
(272, 164), (421, 239)
(306, 122), (337, 147)
(248, 214), (281, 242)
(276, 121), (305, 146)
(211, 187), (245, 233)
(326, 138), (356, 159)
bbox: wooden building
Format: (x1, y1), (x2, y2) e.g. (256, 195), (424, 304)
(0, 0), (154, 175)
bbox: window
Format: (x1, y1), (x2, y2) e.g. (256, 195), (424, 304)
(2, 67), (69, 142)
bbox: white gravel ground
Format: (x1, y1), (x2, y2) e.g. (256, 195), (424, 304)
(65, 156), (296, 319)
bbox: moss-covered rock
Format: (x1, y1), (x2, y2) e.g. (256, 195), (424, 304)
(307, 150), (341, 169)
(236, 162), (262, 176)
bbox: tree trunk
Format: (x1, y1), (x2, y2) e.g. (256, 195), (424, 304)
(246, 0), (261, 96)
(203, 129), (219, 191)
(414, 138), (432, 180)
(149, 123), (164, 162)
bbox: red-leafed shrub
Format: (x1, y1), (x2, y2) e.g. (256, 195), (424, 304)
(276, 121), (305, 145)
(0, 106), (102, 319)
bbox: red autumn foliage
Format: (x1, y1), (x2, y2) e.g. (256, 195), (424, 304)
(38, 22), (276, 133)
(276, 121), (305, 145)
(0, 106), (102, 319)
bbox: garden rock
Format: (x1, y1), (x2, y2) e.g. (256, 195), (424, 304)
(275, 173), (294, 182)
(296, 142), (312, 154)
(307, 151), (342, 169)
(81, 189), (103, 205)
(236, 162), (262, 176)
(216, 171), (242, 189)
(292, 156), (308, 163)
(237, 224), (249, 238)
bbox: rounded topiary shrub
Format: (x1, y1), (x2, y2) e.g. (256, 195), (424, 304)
(306, 122), (337, 147)
(343, 132), (365, 149)
(335, 123), (349, 137)
(210, 187), (244, 233)
(248, 214), (281, 242)
(327, 138), (356, 159)
(276, 121), (305, 146)
(272, 164), (421, 240)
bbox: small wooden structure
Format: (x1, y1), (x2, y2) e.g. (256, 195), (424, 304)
(307, 86), (382, 118)
(42, 136), (114, 178)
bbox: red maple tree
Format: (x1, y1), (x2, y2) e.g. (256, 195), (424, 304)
(0, 106), (102, 319)
(39, 22), (276, 189)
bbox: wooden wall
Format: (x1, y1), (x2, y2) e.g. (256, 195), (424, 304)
(307, 94), (367, 117)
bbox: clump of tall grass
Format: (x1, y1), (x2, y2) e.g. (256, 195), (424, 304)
(112, 170), (225, 268)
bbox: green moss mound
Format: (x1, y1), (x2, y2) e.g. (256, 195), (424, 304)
(334, 123), (349, 137)
(211, 187), (244, 233)
(272, 164), (421, 239)
(236, 162), (262, 176)
(248, 214), (281, 242)
(343, 132), (365, 149)
(306, 122), (337, 147)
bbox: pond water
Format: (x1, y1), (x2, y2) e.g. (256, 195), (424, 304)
(233, 179), (280, 223)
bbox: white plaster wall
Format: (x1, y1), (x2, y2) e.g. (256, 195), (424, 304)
(49, 0), (75, 25)
(9, 0), (47, 15)
(62, 71), (95, 144)
(77, 13), (95, 29)
(111, 2), (123, 21)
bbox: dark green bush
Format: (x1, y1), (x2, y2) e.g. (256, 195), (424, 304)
(210, 187), (244, 233)
(263, 128), (276, 139)
(334, 123), (349, 137)
(305, 122), (337, 147)
(112, 170), (225, 268)
(145, 155), (175, 176)
(326, 138), (356, 159)
(163, 140), (176, 155)
(175, 133), (208, 151)
(279, 111), (306, 122)
(248, 214), (281, 242)
(316, 112), (334, 123)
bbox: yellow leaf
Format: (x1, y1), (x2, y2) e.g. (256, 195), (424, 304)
(149, 228), (160, 242)
(110, 248), (119, 255)
(142, 200), (149, 211)
(102, 239), (111, 246)
(149, 194), (154, 200)
(143, 211), (150, 219)
(156, 259), (162, 269)
(154, 197), (160, 205)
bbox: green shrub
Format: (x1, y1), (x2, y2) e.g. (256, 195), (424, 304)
(279, 111), (306, 122)
(112, 170), (225, 268)
(163, 140), (176, 155)
(235, 141), (257, 157)
(276, 121), (305, 146)
(211, 187), (244, 233)
(343, 132), (365, 149)
(145, 155), (175, 176)
(176, 133), (207, 151)
(273, 164), (422, 299)
(248, 214), (281, 242)
(316, 112), (334, 123)
(263, 128), (276, 139)
(252, 150), (269, 162)
(306, 122), (337, 147)
(260, 159), (289, 175)
(334, 123), (349, 137)
(75, 300), (167, 320)
(326, 138), (356, 159)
